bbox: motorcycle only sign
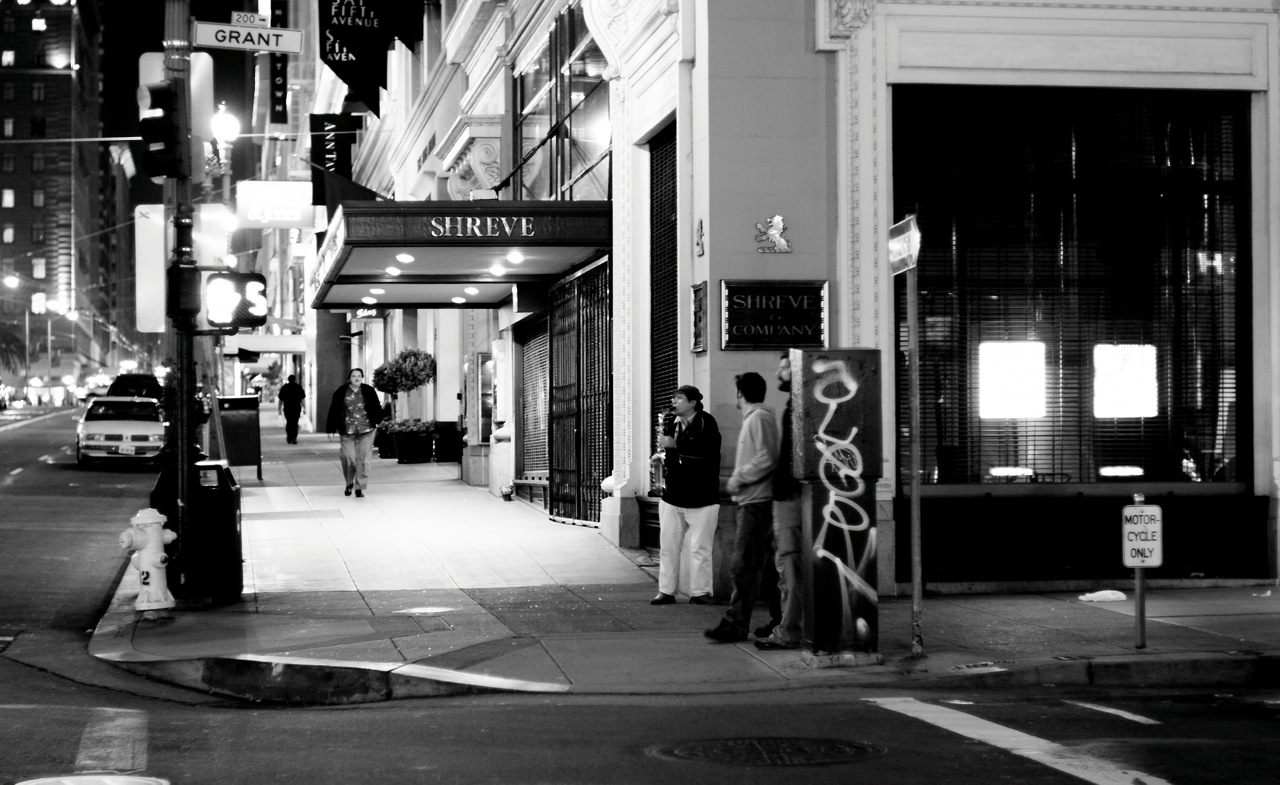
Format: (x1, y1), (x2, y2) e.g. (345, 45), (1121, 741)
(1121, 505), (1163, 568)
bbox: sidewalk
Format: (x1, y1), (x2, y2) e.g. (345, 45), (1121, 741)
(89, 412), (1280, 704)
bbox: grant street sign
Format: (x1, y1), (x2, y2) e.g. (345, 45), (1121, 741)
(193, 21), (303, 54)
(1121, 504), (1163, 568)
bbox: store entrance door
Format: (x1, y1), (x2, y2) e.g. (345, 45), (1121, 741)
(549, 260), (612, 523)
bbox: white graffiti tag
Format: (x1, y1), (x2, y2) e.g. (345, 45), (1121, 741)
(810, 358), (877, 643)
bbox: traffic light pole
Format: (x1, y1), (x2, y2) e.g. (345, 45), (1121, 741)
(164, 0), (196, 594)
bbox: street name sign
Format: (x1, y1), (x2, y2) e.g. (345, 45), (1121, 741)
(1121, 504), (1163, 568)
(193, 21), (303, 54)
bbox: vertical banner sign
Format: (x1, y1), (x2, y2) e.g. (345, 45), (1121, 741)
(318, 0), (395, 117)
(268, 0), (289, 124)
(791, 348), (882, 656)
(309, 114), (363, 207)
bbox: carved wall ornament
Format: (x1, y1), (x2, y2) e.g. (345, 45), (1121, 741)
(446, 139), (501, 201)
(754, 215), (793, 253)
(832, 0), (873, 38)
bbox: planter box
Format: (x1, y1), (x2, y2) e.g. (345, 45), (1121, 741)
(375, 429), (397, 459)
(392, 432), (434, 464)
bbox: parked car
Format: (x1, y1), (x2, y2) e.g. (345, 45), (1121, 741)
(106, 373), (164, 401)
(76, 396), (167, 466)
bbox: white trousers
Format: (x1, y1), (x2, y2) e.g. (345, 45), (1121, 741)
(657, 500), (719, 597)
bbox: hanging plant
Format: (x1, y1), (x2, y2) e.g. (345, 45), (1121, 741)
(372, 348), (436, 399)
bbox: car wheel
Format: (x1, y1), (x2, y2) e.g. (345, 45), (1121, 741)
(76, 445), (90, 467)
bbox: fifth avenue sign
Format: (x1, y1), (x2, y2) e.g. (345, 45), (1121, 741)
(193, 21), (303, 54)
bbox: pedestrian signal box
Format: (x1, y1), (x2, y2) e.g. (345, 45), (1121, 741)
(195, 269), (268, 334)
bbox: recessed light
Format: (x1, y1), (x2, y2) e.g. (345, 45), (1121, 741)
(361, 297), (377, 305)
(386, 266), (401, 276)
(464, 287), (479, 296)
(396, 253), (415, 263)
(489, 264), (506, 276)
(506, 251), (524, 264)
(370, 288), (385, 295)
(451, 296), (466, 304)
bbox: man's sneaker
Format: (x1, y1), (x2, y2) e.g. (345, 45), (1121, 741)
(650, 593), (676, 605)
(688, 594), (714, 605)
(704, 622), (747, 643)
(754, 620), (779, 638)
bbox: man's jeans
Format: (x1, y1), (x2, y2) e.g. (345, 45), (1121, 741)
(769, 496), (804, 644)
(722, 500), (774, 631)
(339, 430), (376, 490)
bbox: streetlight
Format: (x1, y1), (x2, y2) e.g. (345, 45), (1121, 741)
(210, 102), (240, 206)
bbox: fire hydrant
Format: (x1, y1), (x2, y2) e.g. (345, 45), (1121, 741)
(119, 508), (177, 611)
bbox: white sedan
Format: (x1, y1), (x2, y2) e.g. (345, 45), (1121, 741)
(77, 396), (167, 466)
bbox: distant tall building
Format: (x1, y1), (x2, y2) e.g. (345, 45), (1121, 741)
(0, 0), (108, 393)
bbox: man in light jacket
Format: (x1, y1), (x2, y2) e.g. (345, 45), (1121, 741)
(706, 371), (780, 643)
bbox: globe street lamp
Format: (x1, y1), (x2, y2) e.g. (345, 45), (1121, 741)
(210, 102), (240, 206)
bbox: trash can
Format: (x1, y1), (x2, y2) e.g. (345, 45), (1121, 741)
(210, 394), (262, 479)
(165, 459), (243, 604)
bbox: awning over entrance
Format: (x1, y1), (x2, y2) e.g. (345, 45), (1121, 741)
(310, 200), (612, 310)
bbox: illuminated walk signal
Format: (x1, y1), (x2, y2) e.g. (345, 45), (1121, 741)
(137, 78), (189, 180)
(196, 270), (268, 334)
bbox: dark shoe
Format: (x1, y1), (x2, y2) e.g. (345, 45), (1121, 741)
(344, 485), (353, 496)
(704, 622), (748, 643)
(649, 593), (676, 605)
(355, 489), (364, 498)
(754, 637), (801, 651)
(754, 620), (780, 638)
(688, 594), (714, 605)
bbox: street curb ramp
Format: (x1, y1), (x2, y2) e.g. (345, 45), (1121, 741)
(105, 653), (571, 705)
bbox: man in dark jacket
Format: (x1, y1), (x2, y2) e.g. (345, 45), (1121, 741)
(277, 374), (306, 444)
(650, 384), (721, 605)
(325, 368), (385, 497)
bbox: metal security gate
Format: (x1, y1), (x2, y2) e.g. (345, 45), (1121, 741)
(549, 259), (612, 522)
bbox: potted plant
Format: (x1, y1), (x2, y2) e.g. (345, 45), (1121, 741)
(380, 417), (435, 464)
(372, 348), (436, 418)
(372, 348), (435, 460)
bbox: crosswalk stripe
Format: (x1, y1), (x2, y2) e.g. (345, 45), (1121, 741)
(1066, 700), (1162, 725)
(75, 707), (147, 773)
(866, 697), (1173, 785)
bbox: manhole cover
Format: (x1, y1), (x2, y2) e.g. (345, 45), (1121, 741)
(368, 616), (451, 636)
(647, 737), (885, 767)
(16, 773), (170, 778)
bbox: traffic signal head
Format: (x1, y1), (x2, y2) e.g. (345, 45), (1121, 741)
(137, 79), (190, 180)
(197, 271), (269, 334)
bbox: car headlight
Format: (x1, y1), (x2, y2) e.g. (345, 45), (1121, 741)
(149, 434), (166, 442)
(85, 432), (106, 440)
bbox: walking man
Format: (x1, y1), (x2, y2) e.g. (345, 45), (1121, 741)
(651, 385), (722, 606)
(277, 374), (306, 444)
(756, 353), (804, 650)
(706, 372), (779, 643)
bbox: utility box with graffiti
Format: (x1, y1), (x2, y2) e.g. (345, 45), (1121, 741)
(790, 348), (881, 656)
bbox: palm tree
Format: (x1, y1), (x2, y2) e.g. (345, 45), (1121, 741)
(0, 328), (25, 375)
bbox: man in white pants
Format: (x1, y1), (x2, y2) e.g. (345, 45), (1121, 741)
(651, 385), (722, 605)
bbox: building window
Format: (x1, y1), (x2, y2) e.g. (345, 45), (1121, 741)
(1, 17), (12, 34)
(1, 52), (14, 68)
(1, 190), (13, 208)
(3, 118), (12, 138)
(31, 17), (45, 32)
(2, 225), (14, 244)
(31, 256), (44, 278)
(893, 85), (1247, 487)
(511, 3), (610, 201)
(31, 188), (43, 208)
(29, 117), (43, 138)
(31, 82), (43, 102)
(30, 152), (42, 172)
(1, 153), (13, 173)
(30, 222), (43, 243)
(2, 83), (12, 102)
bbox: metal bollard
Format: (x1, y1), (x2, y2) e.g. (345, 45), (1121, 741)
(119, 508), (178, 611)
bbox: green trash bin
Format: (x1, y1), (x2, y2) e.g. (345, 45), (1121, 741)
(210, 394), (262, 479)
(166, 459), (243, 604)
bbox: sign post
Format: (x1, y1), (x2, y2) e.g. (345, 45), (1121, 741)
(888, 215), (923, 654)
(1122, 494), (1163, 649)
